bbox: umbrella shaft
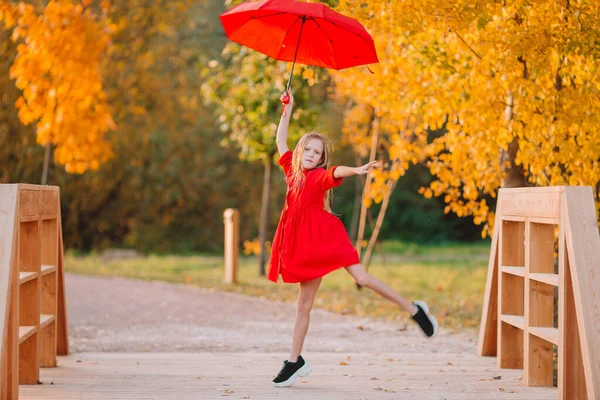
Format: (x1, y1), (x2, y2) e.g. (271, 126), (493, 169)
(286, 17), (306, 92)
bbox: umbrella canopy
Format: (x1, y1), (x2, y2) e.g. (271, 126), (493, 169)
(220, 0), (378, 89)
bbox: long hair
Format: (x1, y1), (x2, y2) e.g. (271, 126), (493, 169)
(290, 132), (334, 213)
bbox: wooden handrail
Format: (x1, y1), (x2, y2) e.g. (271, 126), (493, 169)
(478, 186), (599, 399)
(0, 184), (69, 399)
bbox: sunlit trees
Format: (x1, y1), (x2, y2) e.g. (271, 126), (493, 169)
(334, 0), (600, 235)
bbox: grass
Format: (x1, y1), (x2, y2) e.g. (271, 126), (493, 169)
(64, 241), (491, 332)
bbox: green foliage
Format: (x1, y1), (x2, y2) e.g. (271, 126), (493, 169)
(201, 43), (329, 162)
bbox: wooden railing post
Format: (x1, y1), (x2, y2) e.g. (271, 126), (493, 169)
(223, 208), (239, 284)
(0, 184), (69, 399)
(478, 186), (600, 399)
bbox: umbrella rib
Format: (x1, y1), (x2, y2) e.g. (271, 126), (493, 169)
(320, 19), (377, 61)
(308, 17), (339, 70)
(275, 16), (302, 61)
(250, 11), (287, 20)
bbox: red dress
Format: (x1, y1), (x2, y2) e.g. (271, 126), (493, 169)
(268, 151), (360, 283)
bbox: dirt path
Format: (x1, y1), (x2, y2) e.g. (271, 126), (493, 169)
(66, 274), (477, 354)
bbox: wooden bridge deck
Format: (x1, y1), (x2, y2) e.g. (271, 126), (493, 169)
(20, 352), (557, 399)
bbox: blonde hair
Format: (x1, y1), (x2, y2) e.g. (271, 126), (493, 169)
(290, 132), (334, 213)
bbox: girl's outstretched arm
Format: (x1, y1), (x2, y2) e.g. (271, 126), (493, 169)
(334, 161), (382, 178)
(276, 91), (293, 156)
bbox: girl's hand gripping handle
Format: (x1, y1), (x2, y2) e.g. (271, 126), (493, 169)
(281, 91), (293, 117)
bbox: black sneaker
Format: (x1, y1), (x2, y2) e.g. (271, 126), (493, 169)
(411, 300), (438, 338)
(272, 355), (312, 387)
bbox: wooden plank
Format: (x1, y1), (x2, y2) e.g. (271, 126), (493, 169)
(41, 191), (58, 216)
(501, 221), (525, 268)
(529, 216), (560, 225)
(39, 321), (56, 368)
(19, 221), (40, 273)
(529, 280), (554, 328)
(3, 280), (18, 400)
(18, 215), (38, 223)
(559, 230), (587, 399)
(529, 273), (559, 287)
(502, 215), (526, 222)
(39, 315), (55, 329)
(3, 202), (19, 400)
(40, 265), (57, 369)
(41, 220), (57, 273)
(499, 322), (524, 369)
(18, 326), (36, 345)
(526, 334), (554, 387)
(501, 266), (525, 277)
(41, 265), (56, 276)
(41, 264), (56, 317)
(56, 213), (69, 356)
(477, 208), (500, 356)
(19, 190), (40, 219)
(19, 272), (37, 285)
(19, 329), (38, 384)
(16, 184), (59, 192)
(499, 187), (565, 194)
(19, 352), (559, 399)
(0, 185), (18, 382)
(498, 218), (525, 369)
(500, 189), (561, 219)
(529, 222), (555, 274)
(501, 314), (525, 330)
(564, 186), (599, 399)
(501, 274), (524, 316)
(0, 185), (19, 400)
(528, 327), (559, 346)
(524, 220), (532, 385)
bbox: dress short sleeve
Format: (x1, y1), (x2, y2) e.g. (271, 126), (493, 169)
(315, 166), (343, 190)
(278, 151), (293, 178)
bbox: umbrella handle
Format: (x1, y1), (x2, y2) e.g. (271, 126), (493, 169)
(281, 92), (290, 117)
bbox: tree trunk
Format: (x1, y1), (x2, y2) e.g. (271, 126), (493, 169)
(349, 151), (363, 242)
(501, 92), (527, 188)
(363, 177), (397, 269)
(355, 112), (379, 257)
(258, 154), (274, 276)
(41, 143), (52, 185)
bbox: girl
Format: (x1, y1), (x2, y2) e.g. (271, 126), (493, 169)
(269, 91), (438, 388)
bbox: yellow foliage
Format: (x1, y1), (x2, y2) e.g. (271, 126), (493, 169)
(333, 0), (600, 232)
(1, 0), (114, 173)
(243, 238), (272, 256)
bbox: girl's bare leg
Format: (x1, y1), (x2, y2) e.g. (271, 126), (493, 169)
(345, 263), (418, 315)
(288, 277), (322, 362)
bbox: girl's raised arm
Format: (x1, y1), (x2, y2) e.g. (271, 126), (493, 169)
(276, 91), (294, 156)
(333, 161), (382, 178)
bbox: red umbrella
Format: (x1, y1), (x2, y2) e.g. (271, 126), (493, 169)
(219, 0), (378, 92)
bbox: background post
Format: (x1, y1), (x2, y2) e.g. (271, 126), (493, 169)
(223, 208), (239, 284)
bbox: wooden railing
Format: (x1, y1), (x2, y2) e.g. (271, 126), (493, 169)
(0, 184), (69, 399)
(478, 186), (600, 399)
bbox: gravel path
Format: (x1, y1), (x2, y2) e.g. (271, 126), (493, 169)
(66, 274), (478, 354)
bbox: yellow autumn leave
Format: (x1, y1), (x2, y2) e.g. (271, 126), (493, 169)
(1, 0), (114, 173)
(334, 0), (600, 235)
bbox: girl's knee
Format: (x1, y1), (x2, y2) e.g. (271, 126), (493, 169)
(296, 297), (314, 314)
(355, 273), (373, 288)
